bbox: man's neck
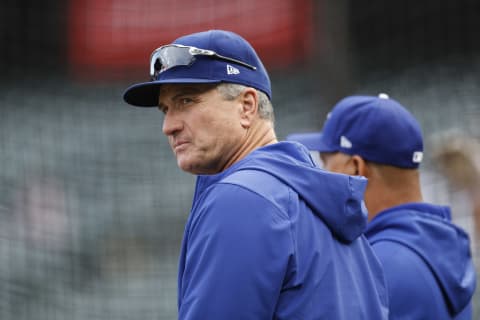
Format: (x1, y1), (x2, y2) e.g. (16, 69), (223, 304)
(366, 166), (423, 221)
(222, 121), (277, 171)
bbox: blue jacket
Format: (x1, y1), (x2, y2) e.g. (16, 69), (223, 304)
(177, 142), (388, 319)
(365, 203), (476, 319)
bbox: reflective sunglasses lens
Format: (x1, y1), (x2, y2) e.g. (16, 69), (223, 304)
(150, 46), (195, 79)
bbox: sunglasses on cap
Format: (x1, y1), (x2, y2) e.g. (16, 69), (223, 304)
(149, 44), (257, 80)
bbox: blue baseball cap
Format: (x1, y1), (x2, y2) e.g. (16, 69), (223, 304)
(123, 30), (271, 107)
(287, 94), (424, 168)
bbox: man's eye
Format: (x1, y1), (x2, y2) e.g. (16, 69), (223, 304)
(159, 106), (168, 114)
(180, 98), (193, 105)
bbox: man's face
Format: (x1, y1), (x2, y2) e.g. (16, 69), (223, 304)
(159, 84), (246, 175)
(320, 152), (356, 175)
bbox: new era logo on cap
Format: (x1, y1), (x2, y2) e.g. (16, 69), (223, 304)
(340, 136), (352, 149)
(227, 64), (240, 75)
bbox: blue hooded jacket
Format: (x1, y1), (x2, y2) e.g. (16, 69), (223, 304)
(365, 203), (476, 319)
(177, 142), (389, 319)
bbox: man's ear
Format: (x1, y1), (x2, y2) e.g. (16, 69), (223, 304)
(352, 155), (369, 177)
(239, 88), (258, 128)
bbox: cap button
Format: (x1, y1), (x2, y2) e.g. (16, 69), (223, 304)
(378, 93), (389, 99)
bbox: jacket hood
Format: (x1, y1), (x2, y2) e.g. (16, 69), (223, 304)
(366, 203), (476, 316)
(196, 141), (368, 243)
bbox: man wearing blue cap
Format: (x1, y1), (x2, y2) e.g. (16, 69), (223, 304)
(288, 94), (476, 319)
(123, 30), (388, 319)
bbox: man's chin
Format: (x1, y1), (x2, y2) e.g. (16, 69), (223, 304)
(176, 157), (197, 174)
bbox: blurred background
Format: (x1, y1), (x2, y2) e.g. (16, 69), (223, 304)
(1, 0), (479, 319)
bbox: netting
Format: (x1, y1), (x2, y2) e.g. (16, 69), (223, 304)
(1, 0), (480, 319)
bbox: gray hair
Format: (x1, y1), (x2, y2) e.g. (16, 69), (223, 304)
(216, 83), (274, 123)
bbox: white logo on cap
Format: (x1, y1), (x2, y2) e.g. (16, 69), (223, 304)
(378, 93), (389, 99)
(227, 65), (240, 75)
(340, 136), (353, 149)
(412, 151), (423, 163)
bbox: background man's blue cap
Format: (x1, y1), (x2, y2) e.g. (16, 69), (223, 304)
(123, 30), (271, 107)
(287, 94), (424, 168)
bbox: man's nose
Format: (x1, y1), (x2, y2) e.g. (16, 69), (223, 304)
(162, 110), (183, 136)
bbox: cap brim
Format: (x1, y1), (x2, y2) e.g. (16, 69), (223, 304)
(286, 132), (336, 152)
(123, 78), (221, 107)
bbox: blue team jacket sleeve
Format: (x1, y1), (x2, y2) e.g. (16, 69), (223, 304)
(178, 183), (294, 319)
